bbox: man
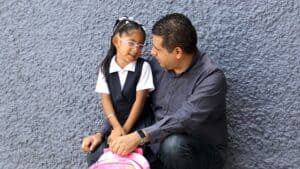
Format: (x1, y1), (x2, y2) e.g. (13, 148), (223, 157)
(82, 13), (227, 169)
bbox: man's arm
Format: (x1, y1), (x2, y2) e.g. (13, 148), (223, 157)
(144, 70), (227, 143)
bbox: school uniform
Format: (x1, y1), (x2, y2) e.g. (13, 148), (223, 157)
(87, 56), (155, 166)
(95, 56), (155, 135)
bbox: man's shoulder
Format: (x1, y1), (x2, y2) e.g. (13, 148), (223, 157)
(148, 57), (163, 74)
(197, 53), (224, 76)
(189, 52), (226, 89)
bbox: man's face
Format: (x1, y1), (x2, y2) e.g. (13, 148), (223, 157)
(151, 35), (176, 70)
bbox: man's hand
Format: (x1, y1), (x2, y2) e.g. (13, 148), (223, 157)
(109, 132), (140, 156)
(81, 133), (102, 153)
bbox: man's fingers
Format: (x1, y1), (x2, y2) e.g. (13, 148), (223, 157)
(90, 139), (99, 151)
(119, 145), (130, 156)
(116, 145), (124, 155)
(81, 133), (102, 153)
(81, 138), (91, 153)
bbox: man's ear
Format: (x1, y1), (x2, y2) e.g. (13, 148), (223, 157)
(174, 47), (183, 59)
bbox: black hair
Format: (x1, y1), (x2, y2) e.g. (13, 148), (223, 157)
(152, 13), (197, 53)
(99, 17), (146, 81)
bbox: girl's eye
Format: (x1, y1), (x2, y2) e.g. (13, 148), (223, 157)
(127, 41), (136, 47)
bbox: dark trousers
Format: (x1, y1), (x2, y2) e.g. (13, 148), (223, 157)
(86, 134), (225, 169)
(155, 134), (225, 169)
(86, 140), (108, 167)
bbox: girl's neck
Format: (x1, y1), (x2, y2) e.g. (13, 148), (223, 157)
(115, 55), (130, 69)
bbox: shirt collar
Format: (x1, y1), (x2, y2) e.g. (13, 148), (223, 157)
(109, 56), (137, 73)
(168, 50), (203, 77)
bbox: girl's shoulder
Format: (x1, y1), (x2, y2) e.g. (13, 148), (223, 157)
(137, 57), (149, 63)
(136, 57), (151, 68)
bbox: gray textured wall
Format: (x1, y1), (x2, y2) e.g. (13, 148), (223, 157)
(1, 0), (299, 169)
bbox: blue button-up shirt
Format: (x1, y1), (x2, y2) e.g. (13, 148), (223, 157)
(144, 50), (227, 147)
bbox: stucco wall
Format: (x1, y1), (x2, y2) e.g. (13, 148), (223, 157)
(1, 0), (299, 168)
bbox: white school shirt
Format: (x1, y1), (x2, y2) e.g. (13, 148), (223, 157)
(95, 56), (155, 94)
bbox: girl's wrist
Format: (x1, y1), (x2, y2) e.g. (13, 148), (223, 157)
(106, 112), (115, 119)
(123, 127), (129, 134)
(112, 125), (123, 131)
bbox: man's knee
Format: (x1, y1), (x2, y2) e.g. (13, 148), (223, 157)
(86, 151), (100, 167)
(159, 134), (188, 158)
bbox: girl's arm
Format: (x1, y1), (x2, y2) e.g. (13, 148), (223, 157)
(123, 89), (149, 133)
(101, 93), (123, 131)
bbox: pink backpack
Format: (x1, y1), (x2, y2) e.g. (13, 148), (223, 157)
(89, 148), (150, 169)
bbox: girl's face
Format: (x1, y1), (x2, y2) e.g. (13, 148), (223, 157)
(113, 29), (145, 67)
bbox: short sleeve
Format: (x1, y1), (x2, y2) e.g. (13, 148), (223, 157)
(136, 61), (155, 91)
(95, 69), (110, 94)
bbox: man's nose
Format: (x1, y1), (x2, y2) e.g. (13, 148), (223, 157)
(151, 48), (156, 57)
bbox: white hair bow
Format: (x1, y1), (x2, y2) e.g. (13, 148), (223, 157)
(117, 16), (142, 25)
(112, 16), (145, 33)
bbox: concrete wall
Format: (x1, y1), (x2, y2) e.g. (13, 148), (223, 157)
(1, 0), (299, 168)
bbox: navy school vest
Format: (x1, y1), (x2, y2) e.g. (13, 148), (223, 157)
(107, 58), (147, 125)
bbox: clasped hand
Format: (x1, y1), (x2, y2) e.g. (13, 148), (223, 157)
(107, 127), (126, 145)
(108, 131), (140, 156)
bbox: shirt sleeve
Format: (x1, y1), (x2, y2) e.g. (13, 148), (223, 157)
(99, 118), (112, 135)
(143, 71), (227, 143)
(95, 69), (110, 94)
(136, 62), (155, 91)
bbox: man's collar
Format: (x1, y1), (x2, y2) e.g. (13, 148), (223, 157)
(168, 50), (203, 77)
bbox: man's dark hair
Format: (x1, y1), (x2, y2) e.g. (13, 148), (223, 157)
(152, 13), (197, 53)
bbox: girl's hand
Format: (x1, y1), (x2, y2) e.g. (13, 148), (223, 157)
(108, 127), (126, 145)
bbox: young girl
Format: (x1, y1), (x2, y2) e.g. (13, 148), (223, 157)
(94, 16), (154, 159)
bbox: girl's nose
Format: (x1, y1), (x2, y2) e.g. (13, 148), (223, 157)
(131, 46), (139, 53)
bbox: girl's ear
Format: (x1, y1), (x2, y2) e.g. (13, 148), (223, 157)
(112, 34), (120, 48)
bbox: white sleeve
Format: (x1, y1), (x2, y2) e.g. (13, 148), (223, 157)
(136, 61), (155, 91)
(95, 69), (110, 94)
